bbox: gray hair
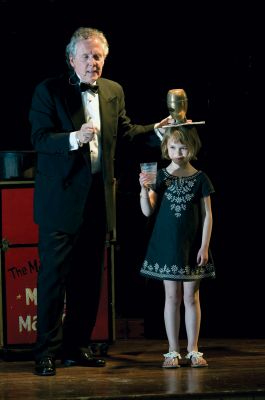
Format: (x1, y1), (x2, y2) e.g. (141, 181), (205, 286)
(65, 27), (109, 69)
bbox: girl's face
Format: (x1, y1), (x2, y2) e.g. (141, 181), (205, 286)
(167, 138), (189, 165)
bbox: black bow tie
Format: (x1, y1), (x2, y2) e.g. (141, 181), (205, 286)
(79, 82), (99, 94)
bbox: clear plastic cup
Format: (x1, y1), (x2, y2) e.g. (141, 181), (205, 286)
(140, 162), (157, 188)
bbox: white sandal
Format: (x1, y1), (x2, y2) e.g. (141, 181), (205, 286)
(185, 351), (208, 368)
(162, 351), (182, 368)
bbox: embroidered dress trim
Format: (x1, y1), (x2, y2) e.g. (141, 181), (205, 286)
(140, 261), (216, 280)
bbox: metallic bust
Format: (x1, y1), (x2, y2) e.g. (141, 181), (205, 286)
(167, 88), (188, 123)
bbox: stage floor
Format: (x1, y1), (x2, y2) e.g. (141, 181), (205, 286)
(1, 338), (265, 400)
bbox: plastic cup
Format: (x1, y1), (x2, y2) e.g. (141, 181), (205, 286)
(140, 162), (157, 187)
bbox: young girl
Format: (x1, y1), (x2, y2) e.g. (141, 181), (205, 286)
(139, 125), (215, 368)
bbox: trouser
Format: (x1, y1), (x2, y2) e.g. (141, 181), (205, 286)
(35, 173), (106, 360)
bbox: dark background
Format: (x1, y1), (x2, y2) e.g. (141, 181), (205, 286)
(0, 1), (262, 339)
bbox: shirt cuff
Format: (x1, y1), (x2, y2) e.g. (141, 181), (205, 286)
(69, 131), (79, 150)
(154, 126), (165, 141)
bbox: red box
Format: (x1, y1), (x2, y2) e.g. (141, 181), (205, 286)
(0, 182), (113, 348)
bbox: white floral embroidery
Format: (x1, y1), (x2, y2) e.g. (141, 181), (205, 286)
(165, 176), (196, 218)
(141, 260), (216, 280)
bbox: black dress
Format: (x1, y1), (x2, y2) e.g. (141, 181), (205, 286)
(140, 169), (216, 281)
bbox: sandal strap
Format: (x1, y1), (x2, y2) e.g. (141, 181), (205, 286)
(163, 351), (182, 359)
(185, 351), (204, 360)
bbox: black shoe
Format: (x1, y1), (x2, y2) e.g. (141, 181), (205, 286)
(35, 356), (56, 376)
(62, 349), (106, 368)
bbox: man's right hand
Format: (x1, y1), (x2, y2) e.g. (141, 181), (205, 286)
(76, 121), (96, 144)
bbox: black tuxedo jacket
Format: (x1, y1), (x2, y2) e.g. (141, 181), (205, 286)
(29, 74), (155, 234)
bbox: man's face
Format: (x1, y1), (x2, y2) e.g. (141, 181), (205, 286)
(70, 38), (105, 83)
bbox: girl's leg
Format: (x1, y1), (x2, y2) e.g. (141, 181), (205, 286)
(183, 280), (201, 353)
(163, 280), (182, 355)
(183, 280), (207, 367)
(162, 280), (182, 367)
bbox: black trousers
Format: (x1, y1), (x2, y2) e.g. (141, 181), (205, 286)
(35, 173), (106, 360)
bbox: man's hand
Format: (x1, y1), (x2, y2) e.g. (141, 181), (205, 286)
(76, 120), (96, 145)
(156, 116), (193, 129)
(155, 116), (174, 129)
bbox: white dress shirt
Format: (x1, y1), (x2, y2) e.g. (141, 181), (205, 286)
(81, 90), (101, 174)
(70, 89), (101, 174)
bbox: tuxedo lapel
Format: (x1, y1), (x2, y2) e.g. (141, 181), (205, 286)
(63, 77), (91, 165)
(97, 80), (118, 140)
(64, 79), (86, 131)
